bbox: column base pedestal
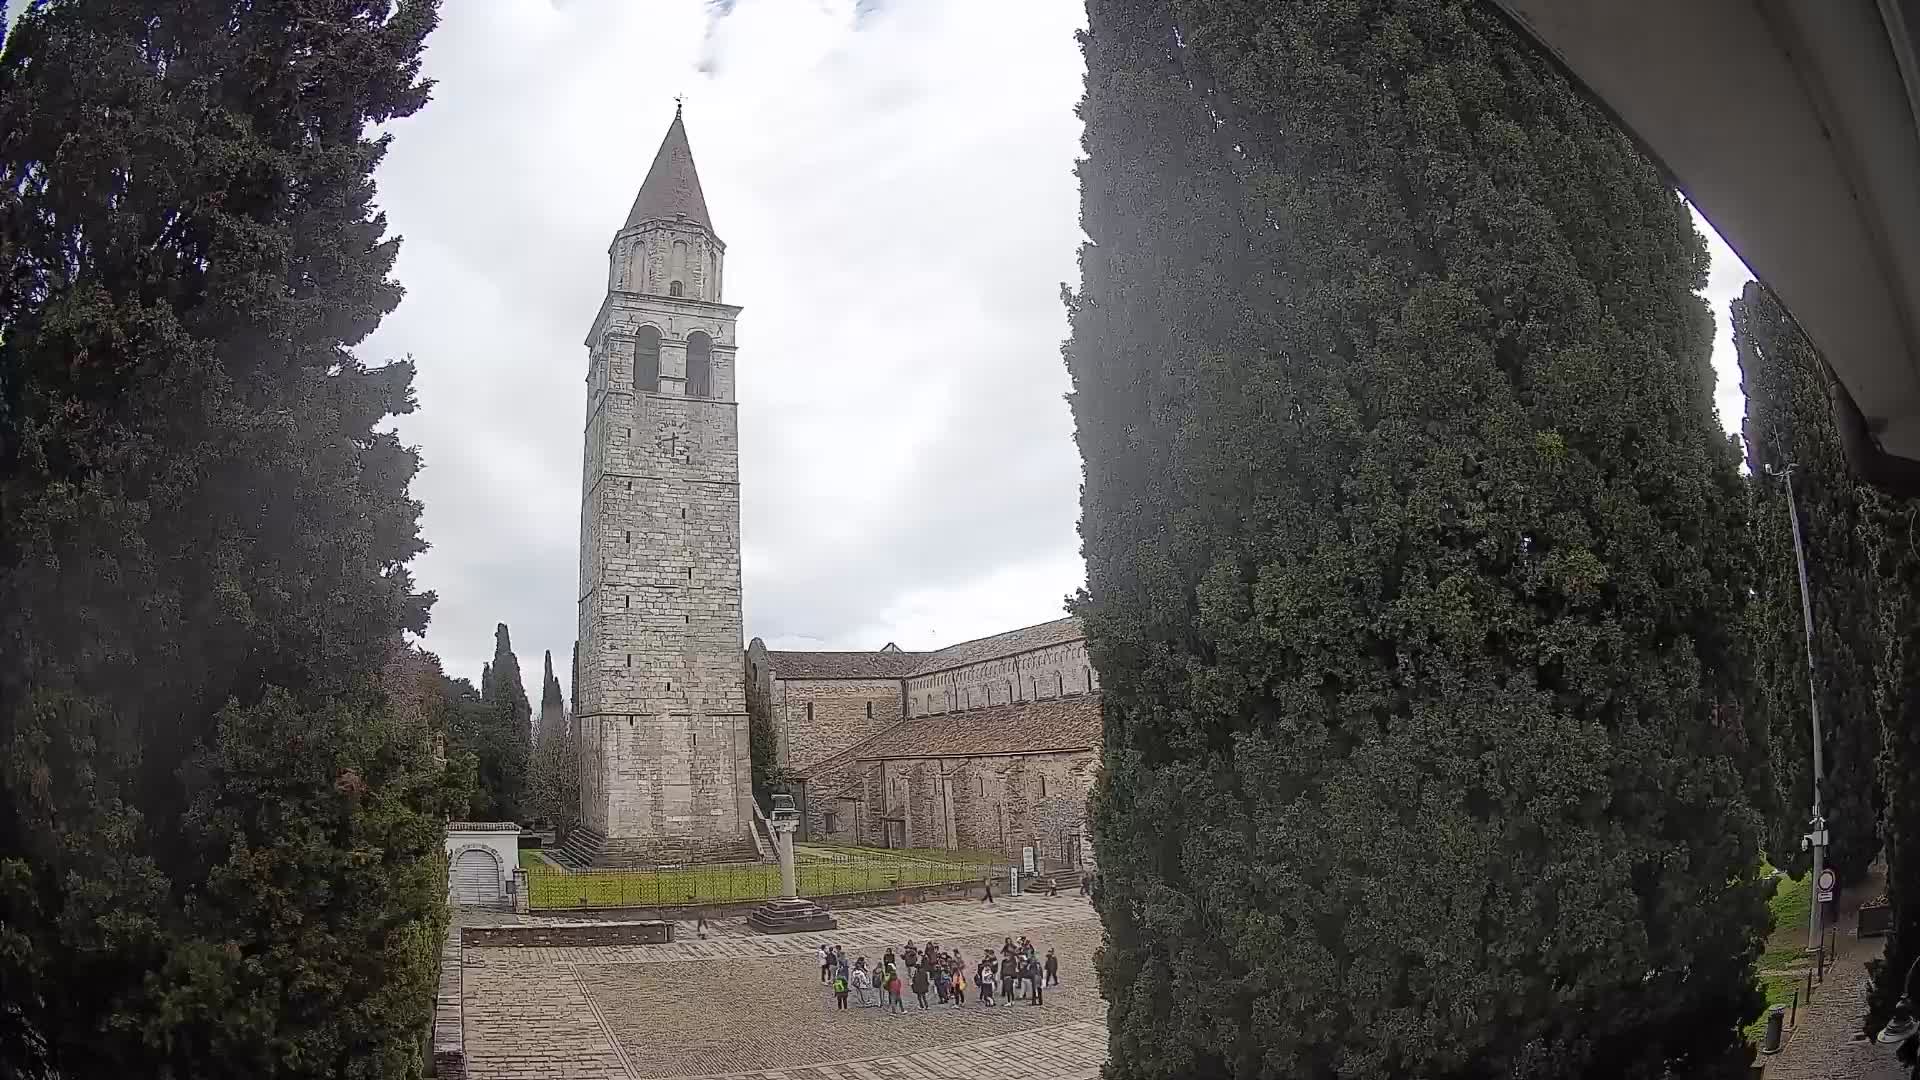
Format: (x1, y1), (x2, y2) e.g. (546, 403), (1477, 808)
(746, 896), (838, 934)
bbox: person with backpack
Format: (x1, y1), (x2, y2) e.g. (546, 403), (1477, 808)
(850, 961), (871, 1008)
(833, 968), (850, 1010)
(976, 957), (995, 1006)
(950, 963), (966, 1007)
(887, 963), (906, 1014)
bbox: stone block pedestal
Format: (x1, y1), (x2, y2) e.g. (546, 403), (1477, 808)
(746, 895), (838, 934)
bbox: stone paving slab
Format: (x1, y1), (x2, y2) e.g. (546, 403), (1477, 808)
(462, 895), (1109, 1080)
(469, 895), (1099, 968)
(681, 1019), (1107, 1080)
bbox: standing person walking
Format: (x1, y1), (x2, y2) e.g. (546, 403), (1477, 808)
(1045, 948), (1059, 987)
(888, 964), (907, 1014)
(982, 875), (994, 905)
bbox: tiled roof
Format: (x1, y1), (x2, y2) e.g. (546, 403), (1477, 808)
(905, 617), (1083, 677)
(626, 111), (714, 233)
(851, 693), (1102, 761)
(765, 650), (925, 680)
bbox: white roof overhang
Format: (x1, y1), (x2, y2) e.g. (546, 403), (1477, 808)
(1486, 1), (1920, 492)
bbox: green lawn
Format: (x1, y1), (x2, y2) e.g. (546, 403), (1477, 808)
(796, 843), (1004, 867)
(1745, 866), (1814, 1041)
(1745, 973), (1801, 1041)
(524, 846), (990, 909)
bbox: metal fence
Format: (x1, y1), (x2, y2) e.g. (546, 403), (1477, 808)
(525, 848), (1008, 910)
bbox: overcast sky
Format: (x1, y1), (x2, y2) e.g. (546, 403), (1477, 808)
(1, 0), (1757, 703)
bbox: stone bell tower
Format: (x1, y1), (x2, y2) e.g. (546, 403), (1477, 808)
(568, 107), (755, 867)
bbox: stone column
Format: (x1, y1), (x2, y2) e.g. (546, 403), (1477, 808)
(747, 801), (837, 934)
(772, 818), (798, 899)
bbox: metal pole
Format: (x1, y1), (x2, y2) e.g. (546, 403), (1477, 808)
(1776, 465), (1829, 958)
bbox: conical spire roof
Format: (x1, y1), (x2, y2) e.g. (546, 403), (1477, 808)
(624, 107), (714, 233)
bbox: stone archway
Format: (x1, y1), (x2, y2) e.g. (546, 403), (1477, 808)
(449, 844), (505, 908)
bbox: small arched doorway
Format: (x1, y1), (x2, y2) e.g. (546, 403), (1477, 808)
(452, 847), (504, 907)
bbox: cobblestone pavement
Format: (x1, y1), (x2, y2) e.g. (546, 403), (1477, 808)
(462, 895), (1107, 1080)
(1762, 909), (1903, 1080)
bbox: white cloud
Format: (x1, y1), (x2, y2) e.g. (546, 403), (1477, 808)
(366, 0), (1092, 693)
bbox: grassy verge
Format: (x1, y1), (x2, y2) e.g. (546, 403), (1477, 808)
(1744, 867), (1814, 1041)
(796, 843), (1004, 866)
(524, 847), (990, 909)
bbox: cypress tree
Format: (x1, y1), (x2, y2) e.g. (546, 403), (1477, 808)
(1067, 1), (1766, 1076)
(0, 2), (445, 1076)
(527, 649), (576, 829)
(1732, 281), (1883, 884)
(1870, 503), (1920, 1030)
(481, 623), (531, 821)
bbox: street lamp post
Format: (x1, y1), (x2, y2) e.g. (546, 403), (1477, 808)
(1767, 462), (1830, 960)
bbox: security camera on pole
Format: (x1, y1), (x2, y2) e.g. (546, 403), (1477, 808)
(1764, 462), (1829, 963)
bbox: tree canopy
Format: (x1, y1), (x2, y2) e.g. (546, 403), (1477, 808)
(0, 1), (448, 1076)
(1067, 0), (1767, 1075)
(1733, 281), (1883, 884)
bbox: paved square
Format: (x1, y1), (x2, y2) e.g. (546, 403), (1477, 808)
(461, 895), (1108, 1080)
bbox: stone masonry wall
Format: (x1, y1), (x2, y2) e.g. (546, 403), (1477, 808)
(860, 751), (1095, 865)
(905, 639), (1099, 718)
(575, 226), (752, 858)
(767, 676), (904, 774)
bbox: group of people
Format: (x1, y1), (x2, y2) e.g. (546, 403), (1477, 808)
(819, 935), (1060, 1012)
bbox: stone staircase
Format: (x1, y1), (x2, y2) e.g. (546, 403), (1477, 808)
(548, 825), (760, 870)
(1030, 867), (1084, 894)
(552, 824), (607, 869)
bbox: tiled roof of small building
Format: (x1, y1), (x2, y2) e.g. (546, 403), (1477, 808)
(904, 617), (1083, 677)
(764, 650), (925, 680)
(849, 693), (1102, 761)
